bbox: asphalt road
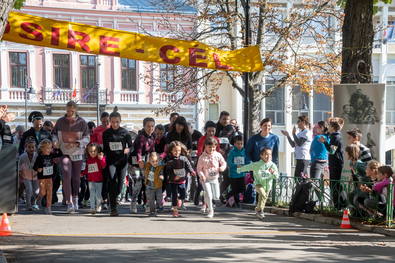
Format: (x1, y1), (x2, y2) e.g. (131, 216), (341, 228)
(1, 200), (395, 263)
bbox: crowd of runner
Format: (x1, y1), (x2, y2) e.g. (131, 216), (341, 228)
(0, 103), (394, 219)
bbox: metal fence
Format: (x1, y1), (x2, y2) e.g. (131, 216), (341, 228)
(265, 175), (394, 228)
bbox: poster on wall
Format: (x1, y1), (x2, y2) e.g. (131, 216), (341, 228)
(334, 84), (386, 178)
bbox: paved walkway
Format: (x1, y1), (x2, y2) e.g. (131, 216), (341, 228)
(1, 201), (394, 262)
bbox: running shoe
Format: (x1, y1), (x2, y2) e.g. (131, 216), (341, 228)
(82, 200), (89, 206)
(145, 205), (150, 213)
(45, 207), (52, 215)
(179, 204), (187, 210)
(90, 208), (96, 214)
(32, 204), (39, 210)
(67, 203), (75, 213)
(158, 206), (165, 213)
(130, 202), (137, 213)
(110, 208), (119, 216)
(103, 203), (108, 210)
(206, 210), (214, 218)
(173, 209), (178, 218)
(73, 198), (79, 211)
(200, 204), (207, 213)
(25, 206), (33, 211)
(96, 204), (102, 213)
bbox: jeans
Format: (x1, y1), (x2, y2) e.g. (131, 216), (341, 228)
(170, 183), (186, 207)
(24, 178), (39, 209)
(147, 187), (163, 212)
(88, 181), (103, 209)
(203, 179), (220, 212)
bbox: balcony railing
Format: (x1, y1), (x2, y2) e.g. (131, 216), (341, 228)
(42, 87), (107, 104)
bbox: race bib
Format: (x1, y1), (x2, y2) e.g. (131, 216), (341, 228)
(88, 163), (99, 173)
(131, 156), (138, 165)
(71, 154), (83, 161)
(219, 137), (230, 144)
(43, 166), (53, 176)
(207, 168), (218, 178)
(174, 168), (186, 178)
(148, 171), (155, 181)
(109, 142), (122, 151)
(234, 157), (245, 165)
(26, 163), (34, 171)
(3, 135), (11, 141)
(134, 169), (141, 179)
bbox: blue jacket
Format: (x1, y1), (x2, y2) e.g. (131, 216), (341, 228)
(227, 147), (246, 178)
(310, 134), (329, 162)
(245, 133), (279, 165)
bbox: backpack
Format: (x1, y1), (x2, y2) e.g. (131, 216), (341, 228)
(244, 183), (256, 204)
(289, 178), (316, 216)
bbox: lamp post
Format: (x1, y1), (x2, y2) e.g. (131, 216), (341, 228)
(96, 55), (102, 126)
(301, 94), (308, 111)
(243, 0), (250, 144)
(24, 75), (36, 129)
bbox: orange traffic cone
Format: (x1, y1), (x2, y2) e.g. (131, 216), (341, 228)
(340, 209), (352, 229)
(0, 213), (12, 236)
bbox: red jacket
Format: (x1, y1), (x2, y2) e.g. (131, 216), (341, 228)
(81, 156), (106, 182)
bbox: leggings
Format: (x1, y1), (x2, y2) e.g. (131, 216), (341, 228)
(24, 178), (39, 208)
(170, 183), (186, 207)
(108, 163), (128, 209)
(38, 179), (53, 208)
(203, 179), (220, 212)
(294, 159), (310, 178)
(102, 166), (110, 202)
(59, 156), (84, 202)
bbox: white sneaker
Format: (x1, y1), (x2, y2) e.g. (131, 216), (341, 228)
(179, 204), (187, 210)
(32, 204), (39, 210)
(45, 207), (52, 215)
(67, 203), (75, 213)
(72, 198), (79, 211)
(96, 204), (102, 213)
(207, 210), (214, 218)
(145, 205), (150, 213)
(200, 205), (207, 213)
(130, 202), (137, 213)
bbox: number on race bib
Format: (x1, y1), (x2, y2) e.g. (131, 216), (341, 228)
(3, 135), (11, 141)
(131, 156), (138, 165)
(71, 154), (83, 161)
(148, 171), (155, 181)
(109, 142), (122, 151)
(174, 169), (186, 178)
(219, 137), (230, 144)
(43, 166), (53, 176)
(88, 163), (99, 173)
(234, 157), (245, 165)
(26, 164), (34, 171)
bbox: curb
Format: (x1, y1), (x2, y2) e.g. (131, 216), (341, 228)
(0, 250), (7, 263)
(241, 203), (395, 237)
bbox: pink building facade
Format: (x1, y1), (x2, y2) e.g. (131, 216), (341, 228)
(0, 0), (196, 129)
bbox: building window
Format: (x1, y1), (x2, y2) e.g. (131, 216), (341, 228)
(313, 91), (332, 124)
(121, 58), (137, 91)
(54, 54), (70, 89)
(386, 81), (395, 124)
(80, 55), (96, 89)
(209, 103), (219, 121)
(160, 64), (174, 91)
(265, 80), (285, 125)
(10, 52), (27, 88)
(292, 87), (310, 123)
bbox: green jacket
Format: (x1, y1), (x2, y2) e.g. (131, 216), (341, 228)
(237, 159), (278, 192)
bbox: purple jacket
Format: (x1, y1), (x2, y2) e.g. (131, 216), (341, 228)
(52, 115), (90, 160)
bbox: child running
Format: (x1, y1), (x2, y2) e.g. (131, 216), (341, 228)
(18, 139), (38, 211)
(33, 139), (63, 215)
(166, 141), (195, 218)
(80, 143), (106, 214)
(197, 137), (227, 218)
(227, 135), (246, 209)
(237, 147), (278, 219)
(144, 152), (165, 217)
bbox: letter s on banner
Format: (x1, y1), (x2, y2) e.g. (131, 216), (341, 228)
(19, 22), (43, 42)
(159, 45), (181, 64)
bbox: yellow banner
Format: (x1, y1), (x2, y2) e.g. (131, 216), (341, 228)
(2, 11), (263, 72)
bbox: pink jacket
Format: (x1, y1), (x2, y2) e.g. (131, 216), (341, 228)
(197, 151), (226, 181)
(373, 178), (395, 207)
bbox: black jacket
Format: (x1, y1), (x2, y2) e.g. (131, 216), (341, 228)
(215, 122), (235, 159)
(19, 127), (52, 155)
(103, 127), (133, 166)
(166, 155), (194, 183)
(166, 131), (192, 150)
(33, 149), (63, 179)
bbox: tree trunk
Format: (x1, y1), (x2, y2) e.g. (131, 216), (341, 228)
(249, 84), (261, 137)
(0, 0), (16, 40)
(341, 0), (374, 83)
